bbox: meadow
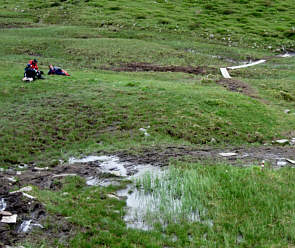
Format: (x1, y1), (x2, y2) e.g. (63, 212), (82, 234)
(1, 0), (295, 247)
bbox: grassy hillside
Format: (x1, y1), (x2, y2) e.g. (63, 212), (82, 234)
(1, 0), (295, 50)
(1, 1), (295, 247)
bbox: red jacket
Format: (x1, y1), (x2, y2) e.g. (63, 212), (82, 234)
(28, 60), (39, 71)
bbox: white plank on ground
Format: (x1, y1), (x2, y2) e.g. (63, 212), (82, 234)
(220, 68), (231, 78)
(228, 60), (266, 70)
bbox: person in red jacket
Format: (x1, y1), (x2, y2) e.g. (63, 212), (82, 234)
(28, 59), (39, 71)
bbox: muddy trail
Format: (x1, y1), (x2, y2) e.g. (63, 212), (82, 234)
(104, 62), (217, 75)
(1, 145), (295, 246)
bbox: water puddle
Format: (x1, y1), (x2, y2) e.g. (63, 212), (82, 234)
(118, 167), (211, 231)
(0, 198), (7, 211)
(69, 155), (127, 177)
(86, 177), (121, 187)
(277, 52), (295, 58)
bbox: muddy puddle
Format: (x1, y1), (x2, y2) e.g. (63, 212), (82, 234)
(69, 156), (213, 231)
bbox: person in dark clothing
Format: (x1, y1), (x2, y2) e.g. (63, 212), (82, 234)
(48, 65), (70, 76)
(23, 59), (44, 81)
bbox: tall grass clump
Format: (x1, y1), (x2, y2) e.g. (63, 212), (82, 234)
(135, 166), (215, 227)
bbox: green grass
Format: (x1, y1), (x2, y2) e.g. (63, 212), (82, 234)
(29, 163), (295, 247)
(1, 0), (295, 50)
(1, 60), (295, 166)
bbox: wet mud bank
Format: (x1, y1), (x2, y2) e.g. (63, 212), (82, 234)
(103, 62), (217, 75)
(0, 178), (45, 246)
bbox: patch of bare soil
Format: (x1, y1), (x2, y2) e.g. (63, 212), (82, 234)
(216, 78), (269, 103)
(216, 78), (256, 96)
(104, 62), (217, 75)
(0, 24), (37, 29)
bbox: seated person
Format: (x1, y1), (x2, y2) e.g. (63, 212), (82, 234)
(23, 59), (44, 81)
(48, 65), (70, 76)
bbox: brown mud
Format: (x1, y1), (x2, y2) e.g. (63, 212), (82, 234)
(104, 62), (218, 75)
(116, 145), (295, 167)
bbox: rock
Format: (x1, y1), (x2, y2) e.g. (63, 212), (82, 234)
(22, 193), (36, 199)
(139, 128), (150, 137)
(0, 211), (12, 216)
(33, 167), (49, 171)
(52, 173), (77, 178)
(110, 171), (122, 177)
(1, 214), (17, 223)
(6, 177), (17, 183)
(0, 198), (7, 211)
(107, 194), (120, 200)
(277, 160), (287, 166)
(219, 152), (237, 157)
(18, 164), (28, 169)
(274, 139), (289, 145)
(10, 186), (33, 194)
(5, 246), (25, 248)
(284, 109), (291, 114)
